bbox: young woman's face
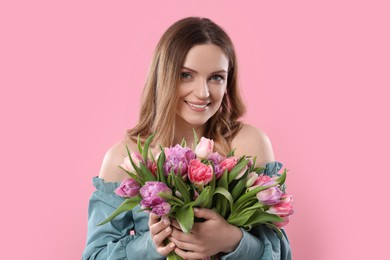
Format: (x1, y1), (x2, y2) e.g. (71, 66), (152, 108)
(176, 44), (229, 129)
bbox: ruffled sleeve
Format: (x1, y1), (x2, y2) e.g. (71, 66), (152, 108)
(221, 161), (292, 260)
(263, 161), (283, 177)
(82, 177), (165, 260)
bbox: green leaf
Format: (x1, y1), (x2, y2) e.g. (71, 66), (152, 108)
(213, 187), (233, 212)
(218, 169), (229, 189)
(192, 186), (212, 208)
(251, 156), (257, 170)
(137, 134), (143, 154)
(227, 148), (236, 157)
(204, 173), (216, 208)
(232, 197), (259, 216)
(142, 134), (155, 164)
(139, 163), (156, 181)
(180, 138), (187, 147)
(97, 196), (141, 226)
(118, 166), (144, 185)
(169, 195), (185, 207)
(156, 147), (166, 183)
(192, 128), (199, 148)
(276, 169), (287, 185)
(173, 175), (191, 203)
(228, 157), (249, 183)
(245, 211), (283, 226)
(232, 185), (276, 212)
(125, 145), (143, 177)
(167, 251), (184, 260)
(167, 172), (174, 190)
(254, 167), (266, 173)
(231, 178), (246, 200)
(176, 205), (194, 233)
(149, 149), (156, 163)
(227, 210), (257, 226)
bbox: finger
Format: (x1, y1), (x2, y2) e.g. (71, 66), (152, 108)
(174, 247), (203, 260)
(170, 225), (193, 242)
(149, 217), (171, 236)
(193, 207), (218, 220)
(170, 218), (181, 230)
(153, 225), (173, 248)
(156, 240), (176, 257)
(168, 235), (198, 252)
(148, 213), (160, 226)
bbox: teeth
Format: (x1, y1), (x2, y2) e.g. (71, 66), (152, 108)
(186, 102), (208, 108)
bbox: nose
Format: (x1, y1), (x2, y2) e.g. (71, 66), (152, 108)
(194, 79), (210, 99)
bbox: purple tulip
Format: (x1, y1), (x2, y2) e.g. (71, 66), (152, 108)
(115, 178), (140, 198)
(208, 152), (224, 179)
(151, 202), (171, 216)
(164, 144), (195, 176)
(140, 181), (172, 208)
(256, 186), (283, 205)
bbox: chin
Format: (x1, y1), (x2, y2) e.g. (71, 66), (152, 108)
(176, 114), (212, 128)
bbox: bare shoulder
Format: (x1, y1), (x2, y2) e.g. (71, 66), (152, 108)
(231, 123), (275, 166)
(98, 138), (138, 182)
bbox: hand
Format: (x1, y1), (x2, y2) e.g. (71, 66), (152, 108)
(148, 213), (176, 256)
(169, 208), (243, 259)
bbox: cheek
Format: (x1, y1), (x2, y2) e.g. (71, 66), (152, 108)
(211, 87), (226, 102)
(178, 84), (193, 98)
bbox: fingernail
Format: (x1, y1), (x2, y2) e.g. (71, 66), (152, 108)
(166, 227), (171, 233)
(163, 219), (170, 225)
(194, 208), (199, 213)
(170, 242), (175, 248)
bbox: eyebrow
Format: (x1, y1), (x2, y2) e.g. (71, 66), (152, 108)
(182, 66), (227, 74)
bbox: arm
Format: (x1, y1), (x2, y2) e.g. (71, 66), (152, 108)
(82, 180), (165, 260)
(82, 141), (165, 260)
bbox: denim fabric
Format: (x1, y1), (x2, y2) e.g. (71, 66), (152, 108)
(82, 161), (291, 260)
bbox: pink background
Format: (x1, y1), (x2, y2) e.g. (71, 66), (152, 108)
(1, 1), (389, 259)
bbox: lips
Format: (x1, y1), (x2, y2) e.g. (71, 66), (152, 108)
(185, 101), (210, 109)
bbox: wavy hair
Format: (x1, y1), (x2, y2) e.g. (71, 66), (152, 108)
(126, 17), (246, 155)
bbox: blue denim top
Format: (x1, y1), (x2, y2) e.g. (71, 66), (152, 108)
(82, 161), (291, 260)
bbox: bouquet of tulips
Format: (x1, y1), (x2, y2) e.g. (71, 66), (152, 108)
(98, 132), (293, 260)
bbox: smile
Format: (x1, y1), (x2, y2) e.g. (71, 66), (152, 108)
(185, 101), (210, 110)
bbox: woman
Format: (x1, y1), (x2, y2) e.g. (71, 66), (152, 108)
(83, 17), (291, 260)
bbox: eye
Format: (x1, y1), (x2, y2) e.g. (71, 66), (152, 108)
(180, 72), (192, 80)
(210, 74), (224, 82)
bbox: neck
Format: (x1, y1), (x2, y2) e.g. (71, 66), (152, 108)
(173, 117), (206, 149)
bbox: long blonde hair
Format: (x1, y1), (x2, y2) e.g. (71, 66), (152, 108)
(126, 17), (246, 155)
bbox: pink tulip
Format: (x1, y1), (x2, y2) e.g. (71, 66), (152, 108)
(274, 215), (291, 228)
(252, 174), (275, 187)
(120, 151), (143, 173)
(195, 137), (214, 159)
(267, 194), (294, 227)
(267, 194), (294, 216)
(188, 159), (213, 186)
(219, 157), (238, 172)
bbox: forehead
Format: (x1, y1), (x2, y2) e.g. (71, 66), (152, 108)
(183, 44), (229, 73)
